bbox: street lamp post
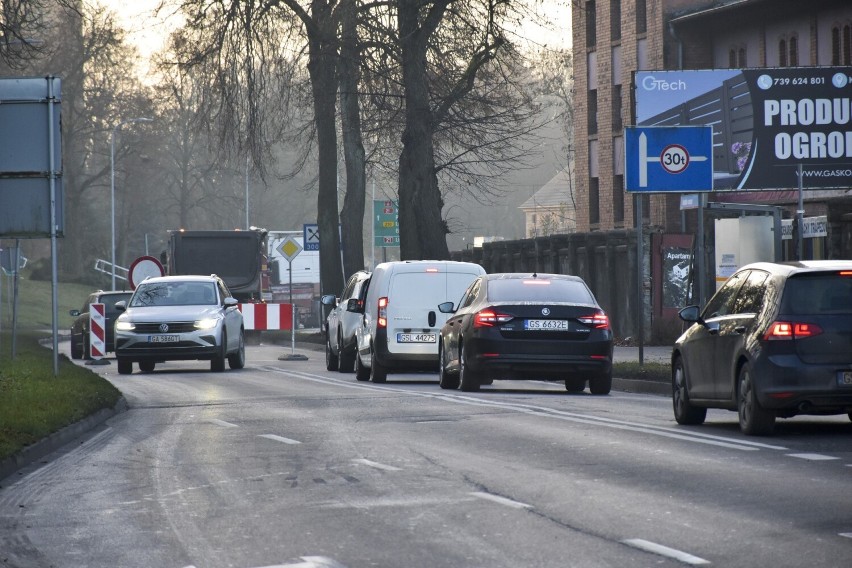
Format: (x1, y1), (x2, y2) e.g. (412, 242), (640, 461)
(111, 117), (153, 290)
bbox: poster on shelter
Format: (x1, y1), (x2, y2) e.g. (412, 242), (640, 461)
(634, 67), (852, 190)
(662, 247), (692, 309)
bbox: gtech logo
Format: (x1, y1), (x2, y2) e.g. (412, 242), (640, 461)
(641, 75), (688, 92)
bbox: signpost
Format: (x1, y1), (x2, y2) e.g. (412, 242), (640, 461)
(374, 200), (400, 247)
(277, 235), (308, 361)
(625, 126), (713, 192)
(128, 255), (164, 289)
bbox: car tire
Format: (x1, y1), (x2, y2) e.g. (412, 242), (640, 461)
(337, 331), (355, 373)
(565, 377), (586, 392)
(325, 333), (339, 371)
(117, 358), (132, 375)
(70, 333), (82, 360)
(438, 342), (460, 390)
(139, 361), (156, 373)
(672, 357), (707, 425)
(459, 344), (481, 392)
(228, 330), (246, 369)
(589, 371), (612, 395)
(370, 348), (387, 383)
(355, 350), (370, 382)
(211, 330), (227, 372)
(738, 363), (775, 436)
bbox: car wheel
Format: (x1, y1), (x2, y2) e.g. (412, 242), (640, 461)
(738, 363), (775, 435)
(370, 347), (387, 383)
(139, 361), (156, 373)
(211, 330), (227, 372)
(337, 331), (355, 373)
(589, 371), (612, 395)
(672, 357), (707, 425)
(565, 377), (586, 392)
(438, 342), (460, 390)
(117, 358), (132, 375)
(355, 350), (370, 381)
(70, 333), (82, 360)
(228, 330), (246, 369)
(459, 343), (481, 392)
(325, 333), (339, 371)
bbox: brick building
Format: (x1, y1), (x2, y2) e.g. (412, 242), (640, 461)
(572, 0), (852, 254)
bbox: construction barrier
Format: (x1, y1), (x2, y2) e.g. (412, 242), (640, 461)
(89, 303), (106, 359)
(238, 303), (293, 331)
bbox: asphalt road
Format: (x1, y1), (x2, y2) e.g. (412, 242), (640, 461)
(1, 342), (851, 568)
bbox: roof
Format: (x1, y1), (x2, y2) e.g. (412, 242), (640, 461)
(738, 260), (852, 276)
(670, 0), (777, 25)
(519, 168), (576, 211)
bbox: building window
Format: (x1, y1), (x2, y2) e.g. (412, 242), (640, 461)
(637, 38), (648, 70)
(612, 85), (623, 132)
(846, 25), (852, 65)
(729, 49), (737, 68)
(636, 0), (647, 34)
(611, 44), (622, 85)
(586, 1), (596, 47)
(588, 90), (598, 135)
(779, 39), (787, 67)
(738, 47), (746, 67)
(611, 0), (621, 41)
(833, 26), (841, 65)
(589, 139), (600, 178)
(588, 51), (598, 89)
(730, 46), (747, 68)
(589, 178), (600, 225)
(789, 36), (798, 66)
(613, 176), (624, 223)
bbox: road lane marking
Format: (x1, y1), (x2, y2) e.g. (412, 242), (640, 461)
(261, 367), (786, 453)
(786, 453), (839, 461)
(352, 458), (402, 472)
(470, 491), (532, 510)
(251, 557), (348, 568)
(206, 418), (239, 428)
(622, 539), (710, 565)
(259, 434), (302, 445)
(840, 533), (852, 539)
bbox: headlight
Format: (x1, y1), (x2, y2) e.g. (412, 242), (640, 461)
(115, 321), (135, 331)
(194, 317), (220, 330)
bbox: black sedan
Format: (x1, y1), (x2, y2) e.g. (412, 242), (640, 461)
(69, 290), (132, 359)
(672, 261), (852, 435)
(437, 273), (613, 393)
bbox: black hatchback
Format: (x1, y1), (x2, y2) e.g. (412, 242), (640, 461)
(672, 261), (852, 435)
(437, 273), (613, 393)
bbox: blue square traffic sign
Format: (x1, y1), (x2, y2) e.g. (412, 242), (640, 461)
(625, 126), (713, 192)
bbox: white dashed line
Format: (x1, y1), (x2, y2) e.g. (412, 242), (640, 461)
(207, 418), (239, 428)
(622, 538), (711, 565)
(469, 491), (532, 510)
(352, 458), (402, 472)
(839, 533), (852, 539)
(786, 453), (840, 461)
(259, 434), (302, 445)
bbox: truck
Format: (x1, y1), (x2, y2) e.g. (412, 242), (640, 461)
(164, 229), (268, 303)
(267, 231), (321, 327)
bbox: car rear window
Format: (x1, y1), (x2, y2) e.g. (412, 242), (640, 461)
(487, 278), (595, 304)
(781, 272), (852, 315)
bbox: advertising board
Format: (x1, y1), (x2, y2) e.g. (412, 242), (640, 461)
(634, 67), (852, 190)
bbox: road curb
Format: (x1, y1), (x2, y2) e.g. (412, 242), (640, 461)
(0, 397), (128, 486)
(612, 377), (671, 396)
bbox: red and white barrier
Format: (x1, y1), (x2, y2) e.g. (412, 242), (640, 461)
(89, 303), (106, 359)
(238, 303), (293, 331)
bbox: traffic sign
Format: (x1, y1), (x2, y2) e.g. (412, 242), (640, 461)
(89, 303), (106, 359)
(277, 235), (303, 262)
(374, 199), (400, 248)
(625, 126), (713, 192)
(303, 223), (320, 251)
(128, 256), (164, 289)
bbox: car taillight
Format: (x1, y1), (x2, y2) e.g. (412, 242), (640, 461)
(763, 321), (823, 340)
(473, 309), (513, 328)
(378, 297), (388, 328)
(578, 311), (609, 330)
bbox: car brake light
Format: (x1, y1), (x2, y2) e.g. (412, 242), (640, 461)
(473, 309), (513, 328)
(763, 321), (823, 340)
(378, 297), (388, 328)
(426, 268), (439, 273)
(840, 271), (852, 276)
(578, 311), (609, 330)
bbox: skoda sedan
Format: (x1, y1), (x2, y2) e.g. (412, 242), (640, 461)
(672, 261), (852, 435)
(114, 275), (245, 374)
(437, 273), (613, 393)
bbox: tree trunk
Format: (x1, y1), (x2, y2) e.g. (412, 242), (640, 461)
(308, 2), (344, 296)
(396, 0), (450, 261)
(338, 0), (367, 276)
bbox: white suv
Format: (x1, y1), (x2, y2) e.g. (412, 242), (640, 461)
(354, 261), (485, 382)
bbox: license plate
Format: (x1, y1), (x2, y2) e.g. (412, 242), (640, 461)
(149, 334), (179, 343)
(840, 371), (852, 386)
(397, 333), (436, 343)
(525, 319), (568, 331)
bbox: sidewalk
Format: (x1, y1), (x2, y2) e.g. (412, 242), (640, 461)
(613, 344), (671, 364)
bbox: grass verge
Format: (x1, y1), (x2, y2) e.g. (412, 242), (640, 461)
(614, 361), (670, 383)
(0, 331), (121, 462)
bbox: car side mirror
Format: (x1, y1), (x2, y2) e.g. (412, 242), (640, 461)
(69, 309), (81, 317)
(320, 294), (337, 307)
(678, 305), (703, 325)
(438, 301), (455, 314)
(346, 298), (364, 313)
(114, 301), (126, 312)
(224, 297), (238, 307)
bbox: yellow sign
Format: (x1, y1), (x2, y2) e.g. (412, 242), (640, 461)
(277, 236), (303, 262)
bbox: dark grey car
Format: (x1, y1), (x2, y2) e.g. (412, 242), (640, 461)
(672, 260), (852, 435)
(69, 290), (133, 359)
(321, 270), (371, 376)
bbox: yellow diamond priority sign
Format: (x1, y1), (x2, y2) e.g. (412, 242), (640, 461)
(277, 236), (303, 262)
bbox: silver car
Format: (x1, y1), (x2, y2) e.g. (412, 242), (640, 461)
(114, 275), (245, 374)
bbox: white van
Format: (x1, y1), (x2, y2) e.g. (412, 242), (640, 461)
(354, 260), (486, 382)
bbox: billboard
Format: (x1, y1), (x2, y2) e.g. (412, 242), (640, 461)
(634, 67), (852, 190)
